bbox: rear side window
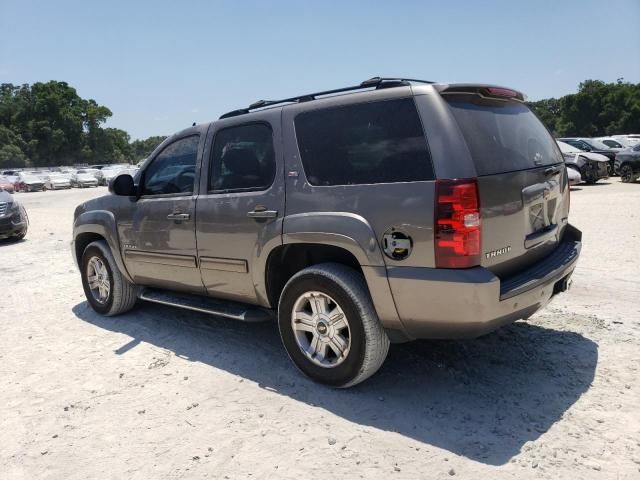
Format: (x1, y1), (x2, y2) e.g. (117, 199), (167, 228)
(209, 123), (275, 192)
(295, 98), (434, 186)
(445, 96), (563, 176)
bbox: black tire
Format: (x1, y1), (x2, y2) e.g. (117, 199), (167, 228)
(278, 263), (389, 388)
(81, 240), (138, 316)
(620, 164), (635, 183)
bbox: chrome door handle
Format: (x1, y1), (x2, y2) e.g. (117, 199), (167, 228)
(167, 213), (191, 221)
(247, 206), (278, 219)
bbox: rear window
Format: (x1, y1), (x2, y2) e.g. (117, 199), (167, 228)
(445, 96), (563, 176)
(295, 98), (434, 186)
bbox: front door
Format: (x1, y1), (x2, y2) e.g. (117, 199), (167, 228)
(196, 112), (284, 306)
(118, 133), (205, 293)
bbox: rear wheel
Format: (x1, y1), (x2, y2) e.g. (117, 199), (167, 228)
(620, 164), (635, 183)
(81, 240), (139, 316)
(278, 263), (389, 388)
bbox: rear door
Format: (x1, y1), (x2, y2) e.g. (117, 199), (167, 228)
(195, 112), (284, 306)
(442, 93), (568, 277)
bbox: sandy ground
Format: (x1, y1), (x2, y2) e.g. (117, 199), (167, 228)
(1, 181), (639, 480)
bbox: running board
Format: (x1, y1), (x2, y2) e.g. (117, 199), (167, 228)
(138, 288), (274, 322)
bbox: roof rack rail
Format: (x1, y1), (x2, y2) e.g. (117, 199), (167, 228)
(219, 77), (435, 119)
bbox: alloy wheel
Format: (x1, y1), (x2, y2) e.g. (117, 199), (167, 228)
(86, 256), (111, 304)
(291, 291), (351, 368)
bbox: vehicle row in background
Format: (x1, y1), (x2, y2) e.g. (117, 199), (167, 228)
(557, 135), (640, 182)
(0, 165), (140, 193)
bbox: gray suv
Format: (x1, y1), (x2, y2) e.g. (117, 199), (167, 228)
(72, 77), (582, 387)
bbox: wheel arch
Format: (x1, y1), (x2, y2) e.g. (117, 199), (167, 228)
(262, 212), (404, 335)
(73, 210), (132, 282)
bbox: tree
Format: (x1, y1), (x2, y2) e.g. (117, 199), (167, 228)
(531, 79), (640, 137)
(130, 135), (167, 161)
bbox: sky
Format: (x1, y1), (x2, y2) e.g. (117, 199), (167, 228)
(1, 0), (639, 140)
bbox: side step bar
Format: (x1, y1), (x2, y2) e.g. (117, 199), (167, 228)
(138, 288), (274, 322)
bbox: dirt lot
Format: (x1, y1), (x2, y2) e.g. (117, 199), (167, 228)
(1, 182), (639, 480)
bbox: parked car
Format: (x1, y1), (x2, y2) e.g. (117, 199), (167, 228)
(556, 141), (610, 184)
(99, 166), (134, 186)
(44, 173), (72, 190)
(0, 176), (16, 193)
(594, 137), (627, 149)
(614, 143), (640, 183)
(557, 137), (620, 175)
(71, 172), (99, 188)
(567, 167), (582, 186)
(15, 173), (45, 192)
(613, 134), (640, 147)
(72, 77), (581, 387)
(0, 190), (28, 240)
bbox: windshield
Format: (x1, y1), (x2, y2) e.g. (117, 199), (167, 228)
(557, 141), (580, 154)
(444, 96), (562, 175)
(22, 176), (40, 182)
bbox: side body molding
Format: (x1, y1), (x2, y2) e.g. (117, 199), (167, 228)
(282, 212), (404, 333)
(73, 210), (132, 283)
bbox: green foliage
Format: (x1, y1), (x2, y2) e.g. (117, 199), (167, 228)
(0, 81), (165, 168)
(528, 79), (640, 137)
(130, 135), (167, 162)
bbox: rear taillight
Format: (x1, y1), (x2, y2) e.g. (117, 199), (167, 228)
(435, 178), (481, 268)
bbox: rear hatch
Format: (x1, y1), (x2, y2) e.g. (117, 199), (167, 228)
(442, 90), (569, 278)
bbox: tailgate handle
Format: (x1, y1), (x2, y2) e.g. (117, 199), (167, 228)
(525, 224), (558, 249)
(544, 166), (561, 176)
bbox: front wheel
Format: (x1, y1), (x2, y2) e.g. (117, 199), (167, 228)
(278, 263), (389, 388)
(81, 240), (139, 316)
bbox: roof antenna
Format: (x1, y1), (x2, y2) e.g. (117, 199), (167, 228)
(192, 122), (196, 127)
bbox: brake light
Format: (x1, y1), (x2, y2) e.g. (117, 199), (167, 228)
(435, 179), (481, 268)
(486, 87), (518, 98)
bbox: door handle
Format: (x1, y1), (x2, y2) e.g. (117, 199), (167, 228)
(247, 206), (278, 219)
(167, 213), (191, 221)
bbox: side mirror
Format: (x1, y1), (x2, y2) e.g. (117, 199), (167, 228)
(109, 174), (136, 196)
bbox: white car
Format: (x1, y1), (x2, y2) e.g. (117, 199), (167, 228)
(101, 166), (139, 185)
(594, 137), (628, 149)
(612, 135), (640, 147)
(44, 174), (72, 190)
(71, 172), (99, 188)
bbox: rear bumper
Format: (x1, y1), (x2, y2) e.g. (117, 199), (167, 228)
(386, 225), (582, 340)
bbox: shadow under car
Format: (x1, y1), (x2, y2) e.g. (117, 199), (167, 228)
(72, 301), (597, 466)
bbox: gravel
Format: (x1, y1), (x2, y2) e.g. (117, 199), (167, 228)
(1, 181), (639, 479)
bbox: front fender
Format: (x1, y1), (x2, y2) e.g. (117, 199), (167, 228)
(73, 210), (132, 282)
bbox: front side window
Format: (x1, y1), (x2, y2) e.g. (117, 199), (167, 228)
(141, 135), (199, 196)
(295, 98), (434, 186)
(209, 123), (275, 192)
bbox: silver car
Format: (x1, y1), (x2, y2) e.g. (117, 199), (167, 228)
(44, 174), (72, 190)
(71, 172), (99, 188)
(72, 77), (581, 387)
